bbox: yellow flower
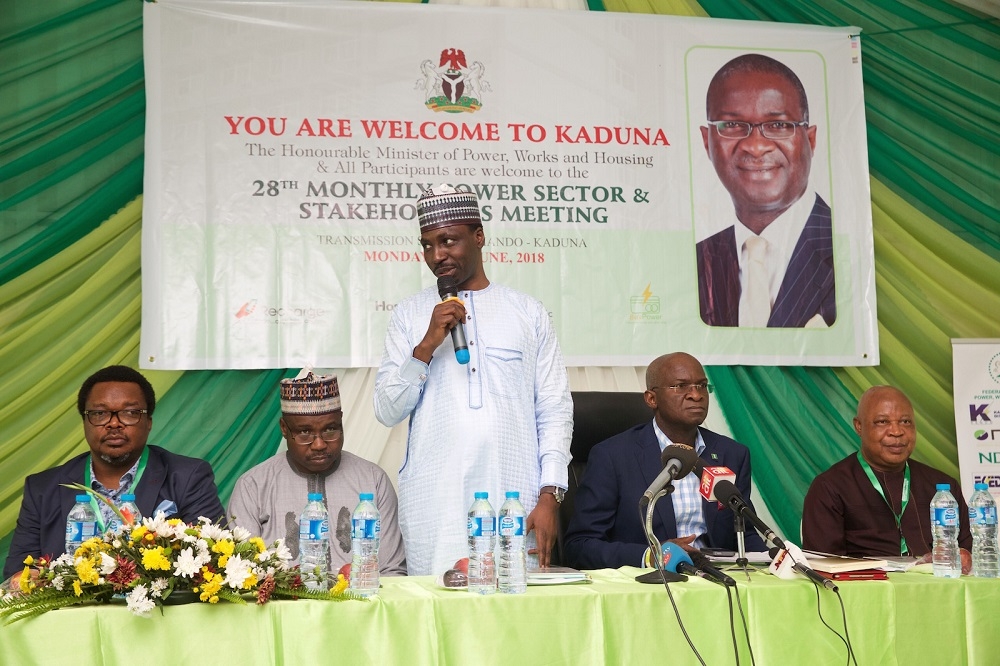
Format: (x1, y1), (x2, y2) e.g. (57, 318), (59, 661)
(168, 518), (183, 526)
(330, 573), (348, 596)
(208, 595), (219, 603)
(72, 580), (83, 597)
(22, 555), (34, 566)
(218, 554), (229, 567)
(212, 540), (235, 556)
(76, 559), (100, 585)
(242, 573), (258, 590)
(141, 547), (172, 571)
(250, 537), (267, 553)
(131, 526), (148, 542)
(18, 567), (32, 594)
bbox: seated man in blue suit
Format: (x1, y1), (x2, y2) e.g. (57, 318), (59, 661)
(564, 352), (766, 569)
(4, 365), (226, 581)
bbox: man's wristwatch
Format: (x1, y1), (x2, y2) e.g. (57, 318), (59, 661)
(539, 485), (565, 504)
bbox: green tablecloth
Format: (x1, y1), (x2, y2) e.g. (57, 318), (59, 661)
(4, 568), (999, 665)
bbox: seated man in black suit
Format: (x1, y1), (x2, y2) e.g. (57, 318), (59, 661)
(564, 352), (766, 569)
(4, 365), (226, 581)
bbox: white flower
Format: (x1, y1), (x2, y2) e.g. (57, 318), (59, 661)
(173, 547), (206, 578)
(149, 578), (169, 598)
(273, 539), (292, 562)
(199, 522), (231, 542)
(99, 552), (117, 575)
(126, 585), (155, 617)
(223, 555), (254, 589)
(231, 526), (251, 542)
(52, 575), (65, 591)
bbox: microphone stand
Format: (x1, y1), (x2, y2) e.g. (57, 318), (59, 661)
(724, 513), (752, 583)
(636, 484), (684, 583)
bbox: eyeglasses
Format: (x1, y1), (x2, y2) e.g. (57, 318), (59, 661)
(289, 428), (344, 445)
(707, 120), (809, 140)
(648, 383), (714, 395)
(84, 409), (148, 426)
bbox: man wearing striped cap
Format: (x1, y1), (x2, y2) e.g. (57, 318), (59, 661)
(374, 185), (573, 576)
(228, 371), (407, 576)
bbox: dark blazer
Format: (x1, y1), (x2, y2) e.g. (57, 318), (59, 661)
(696, 193), (835, 328)
(4, 445), (226, 578)
(563, 423), (767, 569)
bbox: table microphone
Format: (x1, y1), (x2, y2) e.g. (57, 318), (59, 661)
(713, 480), (785, 549)
(642, 445), (702, 502)
(437, 276), (470, 364)
(662, 542), (736, 586)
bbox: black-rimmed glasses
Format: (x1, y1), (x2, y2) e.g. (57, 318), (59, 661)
(84, 409), (148, 426)
(648, 383), (714, 395)
(707, 120), (809, 140)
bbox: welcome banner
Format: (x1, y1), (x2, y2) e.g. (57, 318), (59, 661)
(141, 0), (877, 369)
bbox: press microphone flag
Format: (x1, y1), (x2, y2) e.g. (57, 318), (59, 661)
(642, 445), (702, 502)
(436, 276), (470, 364)
(699, 466), (736, 502)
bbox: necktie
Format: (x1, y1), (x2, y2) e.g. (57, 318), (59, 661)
(743, 235), (771, 327)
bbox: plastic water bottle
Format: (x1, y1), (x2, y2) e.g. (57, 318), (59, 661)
(108, 494), (142, 533)
(930, 484), (961, 578)
(299, 493), (330, 590)
(498, 491), (527, 594)
(350, 492), (381, 597)
(969, 483), (999, 578)
(467, 492), (496, 595)
(65, 495), (98, 555)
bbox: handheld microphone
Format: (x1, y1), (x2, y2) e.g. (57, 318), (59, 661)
(699, 466), (736, 502)
(437, 276), (470, 364)
(642, 445), (702, 502)
(661, 543), (736, 586)
(769, 543), (838, 591)
(713, 480), (785, 549)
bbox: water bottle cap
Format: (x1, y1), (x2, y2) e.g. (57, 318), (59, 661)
(359, 492), (374, 500)
(974, 483), (988, 491)
(505, 491), (519, 499)
(121, 494), (136, 502)
(307, 493), (323, 501)
(936, 484), (950, 491)
(474, 491), (488, 499)
(76, 494), (91, 502)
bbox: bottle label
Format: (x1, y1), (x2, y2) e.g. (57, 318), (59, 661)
(970, 506), (998, 526)
(352, 517), (379, 540)
(933, 507), (959, 526)
(499, 516), (524, 537)
(65, 521), (97, 543)
(468, 516), (496, 537)
(299, 518), (329, 541)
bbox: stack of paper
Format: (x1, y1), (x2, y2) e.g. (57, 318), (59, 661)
(526, 567), (592, 585)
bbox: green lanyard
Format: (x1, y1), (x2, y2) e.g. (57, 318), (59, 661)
(83, 447), (149, 532)
(857, 452), (910, 555)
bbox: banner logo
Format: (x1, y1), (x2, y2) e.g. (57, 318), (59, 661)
(970, 404), (992, 423)
(235, 300), (257, 319)
(991, 352), (1000, 384)
(629, 283), (662, 322)
(419, 49), (490, 113)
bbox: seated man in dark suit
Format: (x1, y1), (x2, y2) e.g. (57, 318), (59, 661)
(4, 365), (226, 581)
(564, 352), (766, 569)
(802, 385), (972, 569)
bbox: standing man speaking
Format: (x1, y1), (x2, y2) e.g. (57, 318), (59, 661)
(374, 185), (573, 576)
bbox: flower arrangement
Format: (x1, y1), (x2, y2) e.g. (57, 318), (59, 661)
(1, 510), (360, 624)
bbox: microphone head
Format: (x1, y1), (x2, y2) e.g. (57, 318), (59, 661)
(661, 542), (694, 573)
(712, 479), (741, 506)
(660, 444), (702, 479)
(437, 275), (460, 297)
(688, 550), (711, 568)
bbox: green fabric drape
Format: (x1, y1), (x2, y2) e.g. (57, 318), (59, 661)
(0, 0), (997, 563)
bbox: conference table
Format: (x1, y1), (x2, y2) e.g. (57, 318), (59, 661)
(4, 567), (999, 665)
